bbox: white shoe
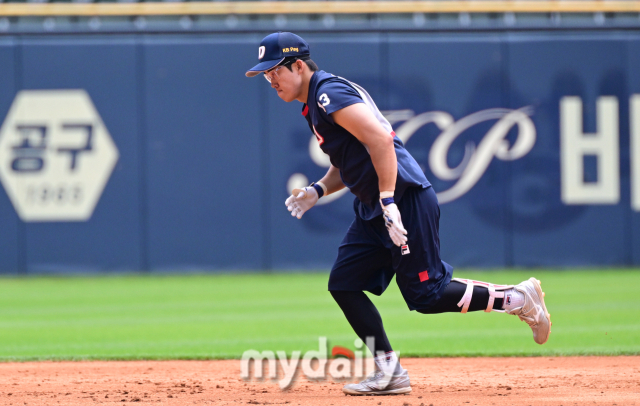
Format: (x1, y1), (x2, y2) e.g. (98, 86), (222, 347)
(507, 277), (551, 345)
(342, 369), (412, 396)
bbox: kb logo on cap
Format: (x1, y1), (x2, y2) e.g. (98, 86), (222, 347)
(258, 46), (266, 60)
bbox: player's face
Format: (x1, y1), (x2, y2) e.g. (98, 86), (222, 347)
(266, 61), (303, 102)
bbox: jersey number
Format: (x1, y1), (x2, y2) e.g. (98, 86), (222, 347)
(319, 93), (331, 107)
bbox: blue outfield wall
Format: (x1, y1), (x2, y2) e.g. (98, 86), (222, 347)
(0, 31), (638, 273)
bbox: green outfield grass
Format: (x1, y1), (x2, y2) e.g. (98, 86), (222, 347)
(0, 270), (639, 361)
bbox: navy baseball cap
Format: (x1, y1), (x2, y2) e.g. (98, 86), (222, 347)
(245, 32), (310, 77)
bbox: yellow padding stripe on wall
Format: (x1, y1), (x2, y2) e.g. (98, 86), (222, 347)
(0, 1), (638, 17)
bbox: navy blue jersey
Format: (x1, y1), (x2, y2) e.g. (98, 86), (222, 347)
(302, 70), (430, 220)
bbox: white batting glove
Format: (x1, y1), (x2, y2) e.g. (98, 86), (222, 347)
(285, 187), (319, 219)
(381, 202), (408, 247)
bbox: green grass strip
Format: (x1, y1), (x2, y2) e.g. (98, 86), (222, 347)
(0, 269), (638, 361)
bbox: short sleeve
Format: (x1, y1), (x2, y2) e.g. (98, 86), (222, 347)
(316, 80), (363, 115)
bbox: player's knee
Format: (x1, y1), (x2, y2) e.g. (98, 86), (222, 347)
(415, 307), (437, 315)
(330, 289), (353, 302)
(330, 290), (368, 308)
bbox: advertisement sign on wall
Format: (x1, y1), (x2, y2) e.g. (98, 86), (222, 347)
(0, 90), (119, 222)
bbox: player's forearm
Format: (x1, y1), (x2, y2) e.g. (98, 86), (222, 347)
(368, 136), (398, 195)
(319, 165), (346, 195)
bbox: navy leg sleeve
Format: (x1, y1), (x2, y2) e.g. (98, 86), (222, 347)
(330, 290), (393, 354)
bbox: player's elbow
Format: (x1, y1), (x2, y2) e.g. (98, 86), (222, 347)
(374, 131), (394, 150)
(355, 123), (394, 153)
(368, 135), (395, 162)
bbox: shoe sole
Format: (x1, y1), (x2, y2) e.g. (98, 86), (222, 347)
(343, 386), (412, 396)
(529, 277), (551, 345)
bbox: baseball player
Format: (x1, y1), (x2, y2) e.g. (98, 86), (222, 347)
(246, 32), (551, 396)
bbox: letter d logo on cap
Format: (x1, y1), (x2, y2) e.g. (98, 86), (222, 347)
(258, 46), (266, 59)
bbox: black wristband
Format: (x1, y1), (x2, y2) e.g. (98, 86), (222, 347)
(311, 183), (325, 198)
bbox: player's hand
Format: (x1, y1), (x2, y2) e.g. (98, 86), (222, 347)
(285, 187), (319, 219)
(381, 203), (408, 247)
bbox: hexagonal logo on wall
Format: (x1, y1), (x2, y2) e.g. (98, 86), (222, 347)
(0, 90), (119, 222)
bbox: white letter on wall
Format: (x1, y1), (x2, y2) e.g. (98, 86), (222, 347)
(560, 96), (620, 204)
(632, 95), (640, 212)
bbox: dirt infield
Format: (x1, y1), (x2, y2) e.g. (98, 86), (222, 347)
(0, 357), (638, 406)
